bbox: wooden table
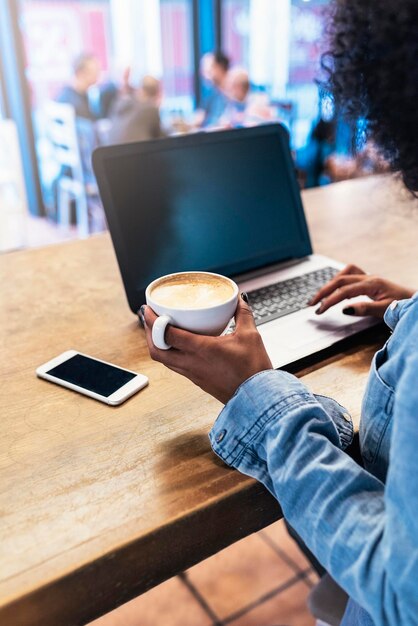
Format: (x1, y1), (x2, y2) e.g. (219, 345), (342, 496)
(1, 175), (417, 626)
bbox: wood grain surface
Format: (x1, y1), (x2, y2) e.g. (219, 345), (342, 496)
(1, 175), (417, 626)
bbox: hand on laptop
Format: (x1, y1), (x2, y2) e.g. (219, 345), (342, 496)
(309, 264), (415, 318)
(142, 297), (272, 404)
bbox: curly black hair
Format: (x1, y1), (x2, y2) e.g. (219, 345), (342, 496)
(321, 0), (418, 192)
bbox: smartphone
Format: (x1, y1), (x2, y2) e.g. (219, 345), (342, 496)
(36, 350), (149, 405)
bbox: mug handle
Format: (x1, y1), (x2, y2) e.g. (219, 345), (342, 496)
(152, 315), (173, 350)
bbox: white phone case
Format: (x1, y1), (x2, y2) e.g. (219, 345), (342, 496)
(36, 350), (148, 405)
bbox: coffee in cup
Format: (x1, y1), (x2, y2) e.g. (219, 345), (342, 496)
(150, 273), (236, 309)
(146, 272), (239, 350)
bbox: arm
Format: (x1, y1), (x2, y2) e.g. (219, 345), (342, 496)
(142, 298), (418, 624)
(209, 363), (418, 625)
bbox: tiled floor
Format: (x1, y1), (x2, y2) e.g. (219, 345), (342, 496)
(89, 519), (318, 626)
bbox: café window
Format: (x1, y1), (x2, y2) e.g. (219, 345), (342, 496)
(222, 0), (250, 67)
(16, 0), (195, 221)
(160, 0), (194, 115)
(221, 0), (329, 147)
(0, 82), (6, 119)
(20, 0), (113, 110)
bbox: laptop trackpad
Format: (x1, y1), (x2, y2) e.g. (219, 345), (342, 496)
(259, 303), (368, 351)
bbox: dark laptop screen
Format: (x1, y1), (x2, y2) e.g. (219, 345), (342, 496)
(94, 125), (312, 312)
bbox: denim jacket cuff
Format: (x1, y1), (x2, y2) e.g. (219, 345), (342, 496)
(209, 370), (354, 466)
(209, 369), (317, 466)
(313, 394), (354, 450)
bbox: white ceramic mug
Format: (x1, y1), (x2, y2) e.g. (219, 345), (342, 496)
(146, 271), (239, 350)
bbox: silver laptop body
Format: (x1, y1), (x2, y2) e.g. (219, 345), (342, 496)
(236, 254), (375, 369)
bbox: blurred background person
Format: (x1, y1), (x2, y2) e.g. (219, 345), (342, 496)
(222, 67), (275, 128)
(93, 66), (135, 121)
(108, 75), (165, 144)
(296, 112), (337, 188)
(297, 111), (390, 188)
(227, 67), (250, 105)
(200, 50), (230, 128)
(173, 51), (231, 132)
(223, 66), (250, 125)
(56, 52), (101, 121)
(325, 140), (390, 183)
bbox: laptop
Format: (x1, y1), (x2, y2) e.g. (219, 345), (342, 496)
(93, 124), (376, 369)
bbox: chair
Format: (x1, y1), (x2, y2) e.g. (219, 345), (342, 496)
(308, 574), (349, 625)
(284, 521), (348, 625)
(0, 119), (28, 252)
(44, 101), (97, 238)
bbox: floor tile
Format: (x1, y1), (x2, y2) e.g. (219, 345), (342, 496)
(260, 519), (314, 574)
(227, 580), (315, 626)
(187, 532), (297, 620)
(86, 575), (212, 626)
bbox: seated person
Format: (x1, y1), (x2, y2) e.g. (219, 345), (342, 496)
(94, 67), (135, 120)
(108, 75), (165, 144)
(223, 67), (250, 126)
(223, 68), (274, 128)
(325, 140), (390, 183)
(200, 51), (230, 128)
(56, 52), (101, 121)
(296, 115), (337, 188)
(142, 0), (418, 624)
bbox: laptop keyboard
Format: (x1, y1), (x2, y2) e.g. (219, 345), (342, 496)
(243, 266), (339, 327)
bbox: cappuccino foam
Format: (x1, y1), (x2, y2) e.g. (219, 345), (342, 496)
(151, 274), (235, 309)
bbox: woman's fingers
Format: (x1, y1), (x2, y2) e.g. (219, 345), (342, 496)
(309, 264), (367, 306)
(143, 298), (255, 362)
(344, 300), (390, 318)
(142, 305), (157, 324)
(309, 264), (366, 306)
(342, 264), (366, 277)
(143, 305), (203, 353)
(143, 318), (189, 367)
(164, 324), (203, 353)
(234, 297), (257, 331)
(309, 274), (367, 306)
(316, 281), (376, 314)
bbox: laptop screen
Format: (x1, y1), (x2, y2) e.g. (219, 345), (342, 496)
(94, 124), (312, 313)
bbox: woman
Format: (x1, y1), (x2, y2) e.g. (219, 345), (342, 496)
(142, 1), (418, 624)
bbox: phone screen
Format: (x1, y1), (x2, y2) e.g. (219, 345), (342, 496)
(46, 354), (136, 397)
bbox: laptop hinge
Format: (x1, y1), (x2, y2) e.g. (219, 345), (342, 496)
(232, 256), (312, 284)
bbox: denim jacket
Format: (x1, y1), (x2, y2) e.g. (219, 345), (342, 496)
(209, 293), (418, 626)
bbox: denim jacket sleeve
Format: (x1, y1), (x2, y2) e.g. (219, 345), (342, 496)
(209, 366), (418, 625)
(312, 393), (354, 450)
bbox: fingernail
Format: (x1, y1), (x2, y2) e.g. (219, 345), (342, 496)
(241, 292), (249, 304)
(138, 305), (146, 326)
(315, 306), (322, 315)
(343, 306), (355, 316)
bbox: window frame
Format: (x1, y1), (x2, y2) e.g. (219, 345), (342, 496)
(0, 0), (223, 214)
(0, 0), (44, 216)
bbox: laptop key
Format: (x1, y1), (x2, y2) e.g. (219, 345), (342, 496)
(254, 305), (302, 326)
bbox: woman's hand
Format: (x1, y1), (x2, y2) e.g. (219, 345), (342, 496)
(309, 264), (415, 318)
(142, 297), (273, 404)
